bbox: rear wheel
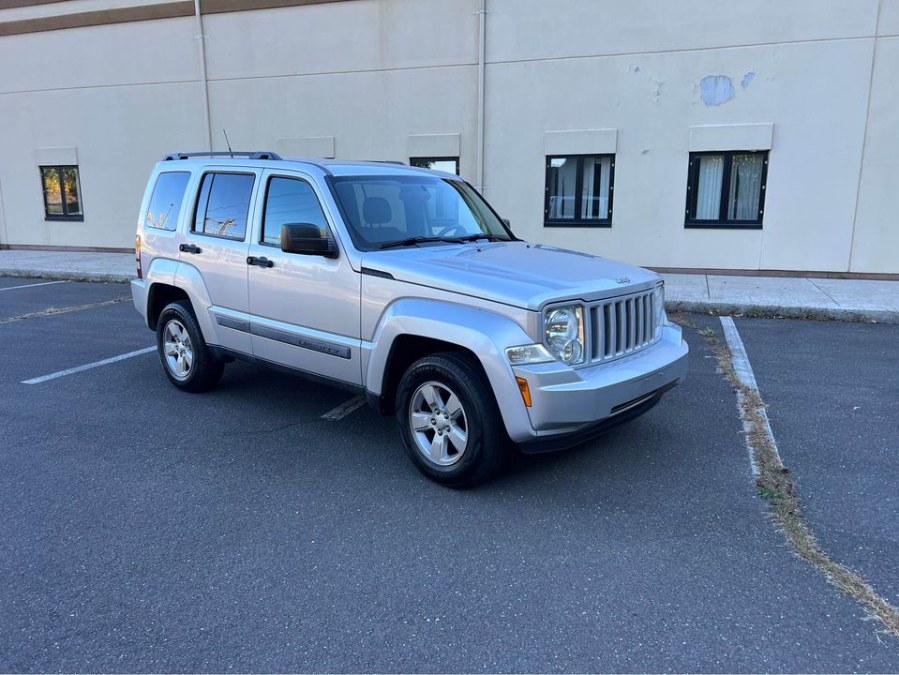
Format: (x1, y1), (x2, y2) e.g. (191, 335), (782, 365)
(156, 300), (224, 392)
(396, 352), (507, 487)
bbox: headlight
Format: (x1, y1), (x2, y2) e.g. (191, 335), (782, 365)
(653, 282), (666, 332)
(544, 305), (585, 365)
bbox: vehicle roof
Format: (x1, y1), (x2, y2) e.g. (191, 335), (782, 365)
(156, 155), (461, 180)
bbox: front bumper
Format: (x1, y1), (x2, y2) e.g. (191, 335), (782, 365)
(510, 321), (688, 448)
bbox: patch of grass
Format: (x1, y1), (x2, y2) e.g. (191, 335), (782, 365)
(701, 323), (899, 639)
(668, 312), (695, 328)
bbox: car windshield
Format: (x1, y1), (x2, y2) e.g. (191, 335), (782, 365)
(330, 175), (513, 251)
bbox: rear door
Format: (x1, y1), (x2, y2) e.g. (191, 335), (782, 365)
(246, 169), (362, 384)
(179, 167), (260, 353)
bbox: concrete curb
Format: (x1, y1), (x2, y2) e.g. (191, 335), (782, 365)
(0, 270), (133, 284)
(667, 300), (899, 325)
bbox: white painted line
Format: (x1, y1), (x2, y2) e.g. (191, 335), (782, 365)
(22, 346), (156, 385)
(0, 280), (70, 292)
(719, 316), (783, 477)
(321, 394), (367, 421)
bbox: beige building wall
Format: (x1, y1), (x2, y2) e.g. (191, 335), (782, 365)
(0, 0), (896, 274)
(0, 12), (206, 249)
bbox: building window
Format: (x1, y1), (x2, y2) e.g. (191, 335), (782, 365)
(685, 151), (768, 228)
(544, 154), (614, 227)
(40, 166), (83, 221)
(410, 157), (459, 175)
(192, 172), (255, 240)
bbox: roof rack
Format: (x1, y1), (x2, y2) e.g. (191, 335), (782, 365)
(162, 151), (282, 161)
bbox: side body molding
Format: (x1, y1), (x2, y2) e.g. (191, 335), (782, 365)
(364, 298), (536, 442)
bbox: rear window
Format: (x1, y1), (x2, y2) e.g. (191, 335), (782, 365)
(145, 172), (190, 231)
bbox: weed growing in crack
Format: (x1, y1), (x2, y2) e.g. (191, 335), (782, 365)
(701, 321), (899, 639)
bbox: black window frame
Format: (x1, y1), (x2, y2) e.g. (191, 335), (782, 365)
(190, 171), (256, 242)
(685, 150), (768, 229)
(40, 165), (84, 221)
(410, 156), (460, 175)
(543, 154), (615, 228)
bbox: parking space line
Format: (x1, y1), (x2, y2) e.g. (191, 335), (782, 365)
(0, 297), (129, 324)
(321, 395), (367, 421)
(0, 280), (70, 292)
(22, 346), (155, 385)
(718, 316), (783, 477)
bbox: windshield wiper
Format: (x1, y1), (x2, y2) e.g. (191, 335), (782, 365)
(377, 233), (508, 250)
(444, 233), (506, 243)
(378, 236), (463, 250)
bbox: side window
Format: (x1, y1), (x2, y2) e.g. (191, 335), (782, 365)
(262, 177), (328, 246)
(193, 172), (255, 240)
(145, 172), (190, 231)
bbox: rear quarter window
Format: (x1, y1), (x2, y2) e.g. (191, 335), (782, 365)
(145, 171), (190, 231)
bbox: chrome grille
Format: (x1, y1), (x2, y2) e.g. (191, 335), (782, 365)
(588, 289), (658, 363)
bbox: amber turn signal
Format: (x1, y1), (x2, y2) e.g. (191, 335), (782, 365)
(516, 376), (532, 407)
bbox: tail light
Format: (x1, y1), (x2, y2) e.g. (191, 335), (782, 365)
(135, 234), (143, 279)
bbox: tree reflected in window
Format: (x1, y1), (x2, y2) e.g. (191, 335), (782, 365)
(41, 166), (83, 220)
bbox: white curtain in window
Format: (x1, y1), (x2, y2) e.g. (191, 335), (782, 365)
(727, 154), (763, 220)
(695, 155), (724, 220)
(549, 158), (577, 218)
(580, 156), (612, 220)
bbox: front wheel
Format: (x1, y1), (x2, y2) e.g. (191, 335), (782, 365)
(156, 300), (224, 392)
(396, 352), (507, 487)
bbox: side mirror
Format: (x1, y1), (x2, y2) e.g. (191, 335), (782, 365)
(502, 218), (511, 228)
(280, 223), (337, 258)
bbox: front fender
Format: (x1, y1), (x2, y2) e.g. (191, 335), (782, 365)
(365, 298), (536, 443)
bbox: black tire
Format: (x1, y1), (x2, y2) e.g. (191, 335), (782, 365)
(395, 351), (507, 487)
(156, 300), (225, 393)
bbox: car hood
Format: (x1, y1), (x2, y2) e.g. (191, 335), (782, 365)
(360, 241), (660, 311)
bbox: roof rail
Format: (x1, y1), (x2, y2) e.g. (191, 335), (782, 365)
(367, 160), (406, 165)
(162, 151), (282, 161)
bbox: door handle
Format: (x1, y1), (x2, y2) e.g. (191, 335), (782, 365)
(247, 256), (274, 268)
(179, 243), (201, 254)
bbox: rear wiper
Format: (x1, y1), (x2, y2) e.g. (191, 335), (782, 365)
(378, 236), (463, 250)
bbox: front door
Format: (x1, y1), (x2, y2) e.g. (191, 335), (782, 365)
(246, 170), (362, 385)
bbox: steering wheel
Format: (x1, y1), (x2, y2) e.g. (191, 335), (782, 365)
(436, 224), (469, 237)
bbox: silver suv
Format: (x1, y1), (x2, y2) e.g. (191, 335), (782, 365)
(132, 152), (688, 486)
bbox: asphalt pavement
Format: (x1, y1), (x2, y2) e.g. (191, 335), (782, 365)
(0, 279), (897, 672)
(735, 318), (899, 608)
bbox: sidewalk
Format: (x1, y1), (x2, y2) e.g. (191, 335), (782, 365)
(0, 250), (134, 283)
(661, 272), (899, 323)
(1, 249), (897, 323)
